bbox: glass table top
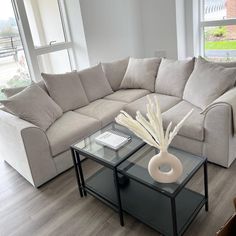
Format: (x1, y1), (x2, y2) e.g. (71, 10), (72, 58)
(117, 145), (206, 196)
(71, 123), (145, 167)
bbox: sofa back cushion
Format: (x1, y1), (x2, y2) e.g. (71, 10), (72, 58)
(155, 58), (194, 98)
(42, 71), (89, 112)
(102, 58), (129, 91)
(213, 61), (236, 68)
(0, 84), (63, 131)
(183, 57), (236, 109)
(78, 63), (113, 102)
(120, 57), (161, 92)
(1, 81), (47, 98)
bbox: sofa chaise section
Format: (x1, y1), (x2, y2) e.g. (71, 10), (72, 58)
(124, 91), (236, 168)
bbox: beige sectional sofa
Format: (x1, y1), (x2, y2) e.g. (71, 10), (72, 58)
(1, 56), (236, 187)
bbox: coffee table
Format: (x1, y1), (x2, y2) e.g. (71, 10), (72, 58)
(71, 123), (208, 236)
(70, 122), (145, 226)
(117, 144), (208, 236)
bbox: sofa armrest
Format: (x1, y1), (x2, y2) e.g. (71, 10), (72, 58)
(202, 87), (236, 134)
(0, 110), (57, 187)
(203, 103), (235, 167)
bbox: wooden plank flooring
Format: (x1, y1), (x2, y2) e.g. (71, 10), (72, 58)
(0, 158), (236, 236)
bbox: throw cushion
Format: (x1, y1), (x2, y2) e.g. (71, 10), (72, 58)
(78, 64), (113, 102)
(183, 57), (236, 109)
(155, 58), (194, 97)
(120, 57), (161, 92)
(209, 60), (236, 68)
(0, 85), (63, 131)
(2, 86), (26, 98)
(102, 57), (129, 91)
(42, 71), (89, 112)
(1, 81), (47, 98)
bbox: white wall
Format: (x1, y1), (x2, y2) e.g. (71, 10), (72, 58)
(79, 0), (144, 65)
(70, 0), (187, 66)
(65, 0), (90, 69)
(140, 0), (178, 59)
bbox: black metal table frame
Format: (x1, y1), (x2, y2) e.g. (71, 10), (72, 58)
(118, 158), (208, 236)
(70, 142), (145, 227)
(71, 145), (208, 235)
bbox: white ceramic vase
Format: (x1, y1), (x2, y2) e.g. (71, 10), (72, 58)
(148, 151), (183, 183)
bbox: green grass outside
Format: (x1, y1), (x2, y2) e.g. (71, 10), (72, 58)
(205, 40), (236, 50)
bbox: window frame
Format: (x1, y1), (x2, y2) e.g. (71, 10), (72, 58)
(13, 0), (76, 81)
(199, 0), (236, 60)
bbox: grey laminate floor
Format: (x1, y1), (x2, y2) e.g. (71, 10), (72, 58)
(0, 158), (236, 236)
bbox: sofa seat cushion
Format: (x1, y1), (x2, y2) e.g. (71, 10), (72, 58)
(46, 111), (101, 156)
(124, 93), (181, 117)
(162, 101), (204, 141)
(104, 89), (150, 103)
(75, 99), (126, 126)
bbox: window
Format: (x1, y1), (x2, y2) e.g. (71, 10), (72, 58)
(0, 1), (31, 99)
(200, 0), (236, 61)
(14, 0), (76, 80)
(0, 0), (76, 99)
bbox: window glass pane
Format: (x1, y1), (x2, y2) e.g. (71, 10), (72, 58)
(24, 0), (65, 48)
(38, 50), (72, 74)
(204, 25), (236, 61)
(0, 1), (31, 100)
(203, 0), (236, 21)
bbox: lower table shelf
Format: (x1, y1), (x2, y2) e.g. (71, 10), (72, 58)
(85, 167), (206, 236)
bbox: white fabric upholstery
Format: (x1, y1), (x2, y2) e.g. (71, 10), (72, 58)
(203, 103), (236, 167)
(155, 58), (194, 97)
(79, 64), (113, 102)
(203, 87), (236, 134)
(183, 57), (236, 109)
(104, 89), (150, 103)
(46, 111), (101, 156)
(53, 150), (74, 174)
(162, 101), (205, 141)
(75, 99), (126, 126)
(0, 110), (57, 187)
(102, 58), (129, 91)
(1, 85), (63, 131)
(124, 93), (181, 117)
(42, 71), (89, 112)
(170, 135), (203, 157)
(213, 61), (236, 68)
(120, 57), (161, 92)
(2, 58), (236, 188)
(2, 81), (47, 98)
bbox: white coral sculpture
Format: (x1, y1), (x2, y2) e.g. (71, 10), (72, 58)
(115, 95), (193, 152)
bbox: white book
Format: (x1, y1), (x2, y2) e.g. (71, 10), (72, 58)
(95, 131), (131, 150)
